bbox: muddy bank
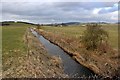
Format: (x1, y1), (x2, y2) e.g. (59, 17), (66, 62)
(2, 28), (68, 78)
(35, 28), (119, 77)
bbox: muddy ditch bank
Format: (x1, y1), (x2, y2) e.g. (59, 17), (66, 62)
(34, 28), (119, 78)
(2, 28), (68, 78)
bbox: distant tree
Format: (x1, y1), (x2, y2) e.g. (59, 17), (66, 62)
(37, 24), (41, 29)
(81, 23), (109, 50)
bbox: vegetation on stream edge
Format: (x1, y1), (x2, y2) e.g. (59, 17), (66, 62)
(2, 22), (119, 78)
(38, 23), (119, 77)
(2, 22), (67, 78)
(3, 26), (68, 78)
(81, 23), (109, 51)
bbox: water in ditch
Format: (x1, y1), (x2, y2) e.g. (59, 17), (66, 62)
(31, 29), (95, 78)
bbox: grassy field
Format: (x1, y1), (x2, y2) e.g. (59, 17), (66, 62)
(39, 24), (118, 76)
(103, 24), (118, 49)
(41, 24), (118, 49)
(2, 22), (118, 77)
(3, 27), (67, 77)
(2, 22), (35, 71)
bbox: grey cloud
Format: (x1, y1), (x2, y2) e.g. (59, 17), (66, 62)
(98, 3), (118, 14)
(2, 2), (116, 15)
(53, 2), (116, 10)
(1, 2), (118, 23)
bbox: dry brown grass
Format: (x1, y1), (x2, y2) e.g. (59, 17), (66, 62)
(37, 27), (119, 77)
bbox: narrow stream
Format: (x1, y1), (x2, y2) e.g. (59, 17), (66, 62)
(31, 29), (95, 78)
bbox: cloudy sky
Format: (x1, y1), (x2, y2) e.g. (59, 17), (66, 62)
(1, 0), (119, 23)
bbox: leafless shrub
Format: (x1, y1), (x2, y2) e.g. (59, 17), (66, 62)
(81, 23), (109, 52)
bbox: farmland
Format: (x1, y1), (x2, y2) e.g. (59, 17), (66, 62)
(2, 22), (67, 78)
(2, 22), (119, 77)
(2, 23), (31, 71)
(41, 24), (118, 49)
(38, 23), (119, 76)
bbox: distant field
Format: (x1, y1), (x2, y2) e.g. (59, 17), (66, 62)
(2, 23), (35, 71)
(41, 24), (118, 49)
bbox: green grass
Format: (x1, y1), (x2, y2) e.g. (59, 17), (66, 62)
(3, 27), (26, 53)
(2, 22), (35, 71)
(41, 26), (85, 38)
(41, 24), (118, 49)
(102, 24), (118, 49)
